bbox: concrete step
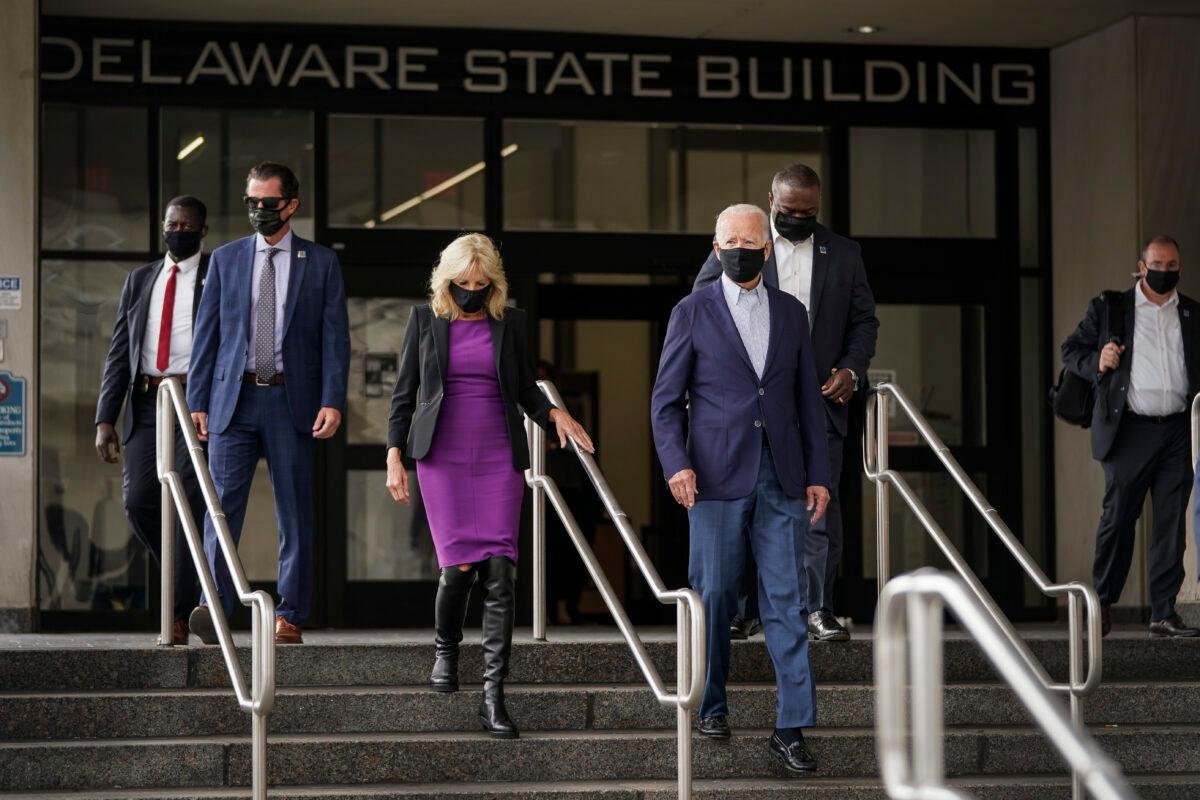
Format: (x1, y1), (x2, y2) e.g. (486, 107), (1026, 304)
(8, 774), (1200, 800)
(0, 726), (1195, 792)
(2, 681), (1198, 739)
(3, 632), (1199, 692)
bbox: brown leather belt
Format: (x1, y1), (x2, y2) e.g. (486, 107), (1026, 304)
(138, 374), (186, 392)
(244, 372), (285, 386)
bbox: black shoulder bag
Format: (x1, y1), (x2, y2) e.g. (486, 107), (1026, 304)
(1050, 290), (1125, 428)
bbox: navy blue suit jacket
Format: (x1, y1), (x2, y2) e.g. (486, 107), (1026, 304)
(187, 233), (350, 436)
(651, 279), (831, 501)
(693, 224), (878, 437)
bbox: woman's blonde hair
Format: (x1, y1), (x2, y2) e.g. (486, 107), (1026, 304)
(429, 233), (509, 320)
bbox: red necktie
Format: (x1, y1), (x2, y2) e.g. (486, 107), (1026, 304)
(156, 264), (179, 373)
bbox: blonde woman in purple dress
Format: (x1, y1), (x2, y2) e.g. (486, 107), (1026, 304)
(385, 233), (593, 738)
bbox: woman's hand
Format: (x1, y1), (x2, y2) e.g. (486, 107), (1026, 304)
(386, 447), (410, 504)
(549, 408), (595, 453)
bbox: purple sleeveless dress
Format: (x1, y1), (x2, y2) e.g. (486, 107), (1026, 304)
(416, 318), (523, 568)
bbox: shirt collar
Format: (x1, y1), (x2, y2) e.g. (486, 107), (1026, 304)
(256, 230), (293, 253)
(1135, 279), (1179, 309)
(721, 271), (765, 305)
(165, 251), (202, 273)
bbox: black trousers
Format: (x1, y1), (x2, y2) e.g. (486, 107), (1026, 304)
(122, 387), (204, 621)
(1094, 413), (1191, 621)
(735, 423), (844, 620)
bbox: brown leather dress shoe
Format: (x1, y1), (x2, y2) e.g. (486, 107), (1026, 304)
(171, 619), (190, 646)
(275, 615), (303, 644)
(1149, 614), (1199, 638)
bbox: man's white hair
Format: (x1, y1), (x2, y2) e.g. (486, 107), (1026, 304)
(714, 203), (770, 243)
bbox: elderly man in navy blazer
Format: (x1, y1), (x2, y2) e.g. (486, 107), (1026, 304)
(652, 203), (830, 774)
(187, 162), (350, 645)
(694, 164), (878, 643)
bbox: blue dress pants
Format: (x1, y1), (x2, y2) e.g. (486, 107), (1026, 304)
(688, 444), (817, 728)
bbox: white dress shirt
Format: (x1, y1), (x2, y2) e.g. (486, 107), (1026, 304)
(141, 251), (201, 376)
(772, 218), (814, 313)
(721, 272), (770, 379)
(1126, 281), (1188, 416)
(246, 231), (291, 374)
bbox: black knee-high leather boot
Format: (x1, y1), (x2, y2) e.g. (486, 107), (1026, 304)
(430, 566), (477, 692)
(478, 556), (518, 738)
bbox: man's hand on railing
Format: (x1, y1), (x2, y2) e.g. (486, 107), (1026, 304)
(190, 411), (208, 442)
(668, 468), (698, 509)
(549, 407), (595, 453)
(385, 446), (410, 504)
(806, 485), (830, 525)
(95, 422), (120, 463)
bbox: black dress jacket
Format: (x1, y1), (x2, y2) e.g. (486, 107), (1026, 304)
(387, 303), (554, 470)
(95, 255), (209, 443)
(1061, 286), (1200, 461)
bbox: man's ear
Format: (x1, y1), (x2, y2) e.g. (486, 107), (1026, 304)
(712, 241), (721, 259)
(764, 241), (773, 261)
(200, 224), (209, 239)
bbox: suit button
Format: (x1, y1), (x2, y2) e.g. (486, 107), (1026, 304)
(758, 388), (765, 396)
(754, 420), (762, 428)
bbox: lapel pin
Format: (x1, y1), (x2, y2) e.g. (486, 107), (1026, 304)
(1185, 309), (1190, 318)
(819, 245), (827, 255)
(298, 250), (307, 259)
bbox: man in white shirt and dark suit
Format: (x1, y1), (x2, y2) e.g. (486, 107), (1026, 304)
(1062, 235), (1200, 638)
(95, 196), (210, 644)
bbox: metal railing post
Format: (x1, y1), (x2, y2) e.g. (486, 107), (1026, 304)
(875, 391), (890, 597)
(908, 591), (945, 790)
(158, 390), (175, 647)
(1069, 591), (1085, 800)
(156, 378), (274, 800)
(528, 417), (547, 642)
(1191, 392), (1200, 470)
(677, 601), (693, 800)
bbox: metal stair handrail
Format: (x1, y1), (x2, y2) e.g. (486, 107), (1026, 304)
(876, 569), (1136, 800)
(1190, 392), (1200, 468)
(864, 381), (1102, 800)
(156, 377), (276, 800)
(524, 380), (705, 800)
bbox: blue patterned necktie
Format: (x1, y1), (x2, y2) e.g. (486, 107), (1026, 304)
(255, 247), (279, 381)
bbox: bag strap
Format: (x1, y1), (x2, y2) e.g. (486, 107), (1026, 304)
(1101, 289), (1127, 344)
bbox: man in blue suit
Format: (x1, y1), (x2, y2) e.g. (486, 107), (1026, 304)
(186, 162), (350, 645)
(694, 164), (878, 642)
(652, 203), (830, 773)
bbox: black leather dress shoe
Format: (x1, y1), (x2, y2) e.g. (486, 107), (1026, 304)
(769, 730), (817, 774)
(730, 617), (763, 640)
(1101, 603), (1112, 638)
(808, 610), (850, 642)
(696, 715), (731, 739)
(1149, 614), (1200, 638)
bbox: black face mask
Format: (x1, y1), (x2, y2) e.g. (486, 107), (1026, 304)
(773, 211), (817, 243)
(719, 247), (766, 283)
(1145, 268), (1180, 295)
(248, 204), (292, 237)
(451, 283), (491, 314)
(163, 229), (202, 260)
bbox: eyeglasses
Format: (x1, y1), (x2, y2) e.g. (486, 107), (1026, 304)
(242, 195), (292, 211)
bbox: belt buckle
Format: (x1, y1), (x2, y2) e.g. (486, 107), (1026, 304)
(255, 374), (271, 387)
(139, 375), (150, 393)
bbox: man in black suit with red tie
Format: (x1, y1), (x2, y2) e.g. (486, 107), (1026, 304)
(95, 196), (210, 645)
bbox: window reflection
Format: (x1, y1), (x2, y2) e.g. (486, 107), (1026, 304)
(504, 120), (828, 233)
(347, 470), (438, 581)
(38, 260), (148, 611)
(328, 115), (486, 230)
(41, 105), (149, 252)
(850, 128), (995, 238)
(160, 108), (315, 248)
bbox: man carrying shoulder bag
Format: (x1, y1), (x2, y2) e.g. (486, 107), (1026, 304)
(1060, 235), (1200, 638)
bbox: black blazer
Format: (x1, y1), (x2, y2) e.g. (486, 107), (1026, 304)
(387, 304), (554, 470)
(1062, 286), (1200, 461)
(95, 255), (209, 443)
(694, 224), (879, 437)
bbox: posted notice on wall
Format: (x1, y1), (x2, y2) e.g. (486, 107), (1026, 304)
(0, 371), (26, 456)
(0, 277), (21, 310)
